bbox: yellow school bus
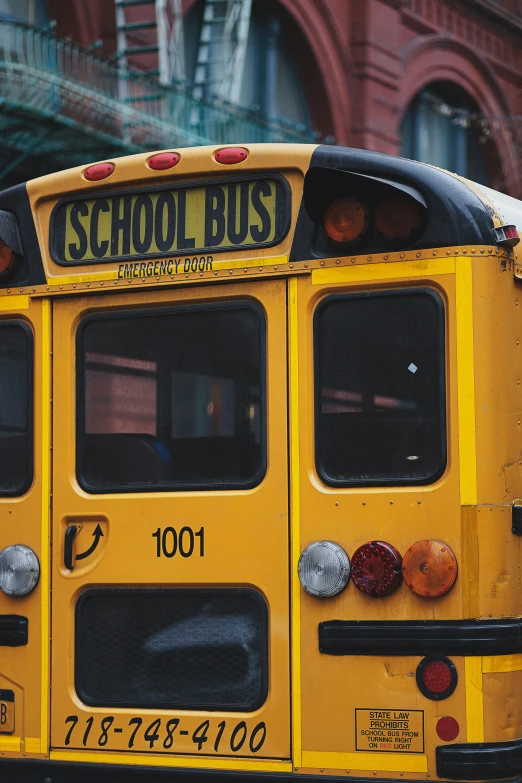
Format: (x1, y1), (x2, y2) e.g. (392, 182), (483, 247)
(0, 142), (521, 783)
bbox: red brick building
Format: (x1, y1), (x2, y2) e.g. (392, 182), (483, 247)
(14, 0), (522, 194)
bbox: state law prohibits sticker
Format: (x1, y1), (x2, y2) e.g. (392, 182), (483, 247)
(355, 709), (424, 753)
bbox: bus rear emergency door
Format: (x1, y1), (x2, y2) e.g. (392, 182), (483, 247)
(50, 279), (290, 761)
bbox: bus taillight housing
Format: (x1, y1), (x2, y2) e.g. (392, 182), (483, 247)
(402, 540), (457, 597)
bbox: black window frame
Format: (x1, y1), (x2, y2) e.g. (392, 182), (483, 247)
(76, 301), (267, 494)
(74, 586), (269, 712)
(0, 320), (33, 497)
(314, 287), (447, 488)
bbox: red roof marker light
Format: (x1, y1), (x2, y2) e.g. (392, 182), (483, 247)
(215, 147), (248, 164)
(148, 152), (180, 170)
(84, 163), (115, 181)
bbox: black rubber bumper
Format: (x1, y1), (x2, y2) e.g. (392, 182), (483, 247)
(319, 618), (522, 656)
(2, 757), (522, 783)
(437, 737), (522, 780)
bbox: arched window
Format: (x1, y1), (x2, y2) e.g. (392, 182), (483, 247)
(401, 83), (500, 187)
(185, 0), (322, 130)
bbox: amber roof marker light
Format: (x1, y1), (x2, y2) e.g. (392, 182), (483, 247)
(324, 197), (369, 245)
(402, 539), (457, 597)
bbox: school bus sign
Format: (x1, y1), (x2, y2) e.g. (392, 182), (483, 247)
(50, 177), (289, 266)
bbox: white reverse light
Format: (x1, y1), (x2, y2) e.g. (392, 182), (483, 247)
(298, 541), (350, 597)
(0, 545), (40, 596)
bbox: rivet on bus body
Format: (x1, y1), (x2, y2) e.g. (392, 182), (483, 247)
(320, 261), (325, 266)
(32, 288), (36, 292)
(200, 271), (203, 276)
(455, 250), (459, 255)
(142, 278), (145, 283)
(367, 256), (372, 262)
(446, 250), (450, 255)
(362, 501), (366, 506)
(335, 259), (339, 264)
(418, 499), (422, 504)
(463, 249), (467, 254)
(433, 251), (437, 256)
(390, 500), (394, 505)
(156, 276), (160, 281)
(19, 288), (23, 293)
(416, 252), (421, 258)
(351, 258), (356, 263)
(304, 263), (308, 268)
(400, 254), (405, 259)
(489, 249), (493, 253)
(472, 249), (476, 253)
(229, 270), (233, 274)
(244, 268), (248, 273)
(214, 271), (218, 276)
(290, 263), (294, 268)
(60, 285), (63, 290)
(114, 280), (118, 284)
(6, 288), (9, 293)
(100, 281), (104, 286)
(186, 273), (189, 278)
(259, 267), (262, 271)
(384, 255), (388, 261)
(481, 248), (485, 253)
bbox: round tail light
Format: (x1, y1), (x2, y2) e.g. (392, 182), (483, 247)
(324, 197), (369, 244)
(0, 240), (18, 278)
(350, 541), (402, 597)
(298, 541), (350, 597)
(416, 656), (457, 700)
(0, 545), (40, 596)
(375, 193), (425, 241)
(402, 540), (457, 597)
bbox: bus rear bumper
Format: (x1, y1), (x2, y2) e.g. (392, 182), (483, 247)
(2, 758), (522, 783)
(437, 737), (522, 780)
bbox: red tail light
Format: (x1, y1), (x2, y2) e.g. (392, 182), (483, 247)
(215, 147), (248, 164)
(148, 152), (180, 170)
(416, 656), (457, 700)
(0, 240), (17, 278)
(350, 541), (402, 597)
(84, 163), (115, 181)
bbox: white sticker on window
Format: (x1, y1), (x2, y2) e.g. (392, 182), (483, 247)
(408, 363), (418, 374)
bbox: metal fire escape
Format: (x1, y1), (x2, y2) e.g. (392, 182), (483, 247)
(0, 1), (315, 187)
(192, 0), (253, 105)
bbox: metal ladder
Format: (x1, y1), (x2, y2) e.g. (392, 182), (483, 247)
(114, 0), (185, 88)
(192, 0), (252, 105)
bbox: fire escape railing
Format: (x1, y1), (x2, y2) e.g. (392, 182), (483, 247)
(0, 18), (317, 177)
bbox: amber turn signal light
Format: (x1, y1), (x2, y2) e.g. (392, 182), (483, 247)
(0, 240), (18, 278)
(324, 197), (368, 244)
(402, 539), (457, 597)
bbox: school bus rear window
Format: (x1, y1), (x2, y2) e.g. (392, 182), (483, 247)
(0, 323), (32, 497)
(314, 290), (446, 486)
(76, 304), (266, 493)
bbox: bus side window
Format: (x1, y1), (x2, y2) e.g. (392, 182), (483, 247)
(0, 322), (32, 496)
(314, 289), (446, 487)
